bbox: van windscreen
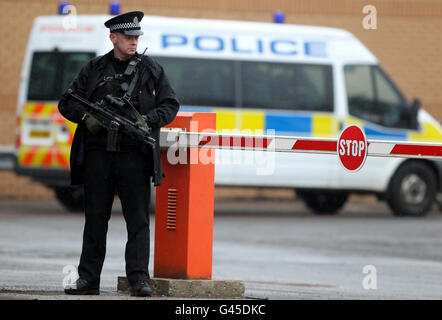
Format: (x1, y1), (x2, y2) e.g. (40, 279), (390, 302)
(27, 51), (95, 101)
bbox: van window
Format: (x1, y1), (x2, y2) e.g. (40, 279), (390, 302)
(154, 56), (235, 107)
(28, 51), (95, 101)
(344, 65), (409, 128)
(241, 62), (333, 111)
(155, 56), (333, 111)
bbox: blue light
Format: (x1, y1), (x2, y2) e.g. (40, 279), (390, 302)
(58, 1), (69, 15)
(110, 1), (121, 15)
(273, 11), (285, 24)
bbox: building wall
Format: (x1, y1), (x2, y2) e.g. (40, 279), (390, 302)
(0, 0), (441, 198)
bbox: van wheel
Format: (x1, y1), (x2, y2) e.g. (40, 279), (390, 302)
(54, 186), (85, 212)
(387, 161), (436, 217)
(296, 190), (348, 215)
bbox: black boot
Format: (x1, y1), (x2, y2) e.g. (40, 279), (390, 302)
(130, 280), (152, 297)
(64, 278), (100, 295)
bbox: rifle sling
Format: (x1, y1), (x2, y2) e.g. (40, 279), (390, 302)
(123, 66), (149, 131)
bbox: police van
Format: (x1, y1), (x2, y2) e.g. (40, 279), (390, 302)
(15, 13), (442, 216)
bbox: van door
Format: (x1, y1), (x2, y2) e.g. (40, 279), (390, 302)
(339, 64), (412, 191)
(229, 60), (337, 187)
(18, 51), (95, 172)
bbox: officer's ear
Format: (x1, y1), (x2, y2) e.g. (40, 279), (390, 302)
(109, 32), (118, 45)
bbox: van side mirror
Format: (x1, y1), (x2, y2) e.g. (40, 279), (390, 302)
(409, 98), (420, 130)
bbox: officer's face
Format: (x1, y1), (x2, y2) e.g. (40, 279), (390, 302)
(110, 32), (139, 58)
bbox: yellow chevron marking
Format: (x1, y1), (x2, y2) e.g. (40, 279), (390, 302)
(410, 122), (442, 142)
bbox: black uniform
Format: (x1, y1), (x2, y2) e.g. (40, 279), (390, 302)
(58, 12), (179, 291)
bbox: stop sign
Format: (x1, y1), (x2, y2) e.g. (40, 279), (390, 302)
(337, 124), (368, 172)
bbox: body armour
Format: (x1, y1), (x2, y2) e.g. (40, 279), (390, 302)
(85, 56), (141, 150)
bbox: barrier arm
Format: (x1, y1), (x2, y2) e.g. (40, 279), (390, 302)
(159, 130), (442, 159)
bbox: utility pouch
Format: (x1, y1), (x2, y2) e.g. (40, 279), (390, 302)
(107, 120), (121, 152)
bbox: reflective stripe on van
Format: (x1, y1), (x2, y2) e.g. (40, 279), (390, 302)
(17, 102), (75, 169)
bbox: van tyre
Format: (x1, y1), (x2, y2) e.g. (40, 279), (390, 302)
(54, 186), (85, 212)
(387, 161), (437, 217)
(296, 190), (348, 215)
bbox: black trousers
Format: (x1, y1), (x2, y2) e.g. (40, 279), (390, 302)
(78, 148), (151, 285)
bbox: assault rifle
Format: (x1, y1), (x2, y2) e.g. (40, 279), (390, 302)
(66, 89), (156, 151)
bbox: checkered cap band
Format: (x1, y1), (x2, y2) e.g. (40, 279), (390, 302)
(110, 21), (140, 32)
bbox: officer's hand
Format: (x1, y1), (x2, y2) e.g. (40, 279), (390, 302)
(142, 115), (157, 128)
(82, 112), (104, 135)
(139, 115), (152, 134)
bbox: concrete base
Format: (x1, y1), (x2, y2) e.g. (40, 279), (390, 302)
(117, 277), (245, 298)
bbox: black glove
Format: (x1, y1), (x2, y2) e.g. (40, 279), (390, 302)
(81, 112), (105, 134)
(142, 114), (159, 129)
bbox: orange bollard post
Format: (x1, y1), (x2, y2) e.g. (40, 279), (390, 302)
(154, 112), (216, 280)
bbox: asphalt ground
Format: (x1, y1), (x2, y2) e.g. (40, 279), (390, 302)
(0, 191), (441, 300)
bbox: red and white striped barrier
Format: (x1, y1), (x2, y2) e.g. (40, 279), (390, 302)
(160, 130), (442, 159)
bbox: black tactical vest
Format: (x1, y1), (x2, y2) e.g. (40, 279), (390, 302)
(85, 57), (141, 149)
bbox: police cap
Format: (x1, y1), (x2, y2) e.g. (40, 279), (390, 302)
(104, 11), (144, 36)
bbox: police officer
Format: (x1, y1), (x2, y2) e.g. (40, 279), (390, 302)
(58, 11), (179, 297)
